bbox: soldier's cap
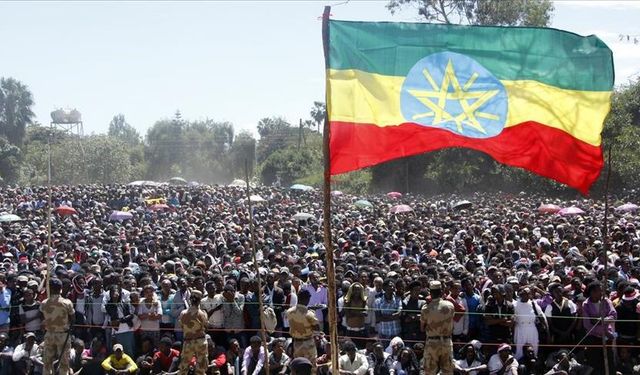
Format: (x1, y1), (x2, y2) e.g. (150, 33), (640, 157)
(49, 278), (63, 289)
(429, 281), (442, 290)
(24, 332), (36, 339)
(113, 344), (124, 352)
(289, 357), (312, 369)
(191, 290), (203, 299)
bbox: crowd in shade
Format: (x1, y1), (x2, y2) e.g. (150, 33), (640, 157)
(2, 184), (640, 375)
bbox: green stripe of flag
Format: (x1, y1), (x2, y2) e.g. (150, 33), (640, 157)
(328, 20), (614, 92)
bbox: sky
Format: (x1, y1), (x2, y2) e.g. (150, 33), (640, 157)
(0, 0), (639, 137)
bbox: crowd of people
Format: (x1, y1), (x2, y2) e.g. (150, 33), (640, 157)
(0, 183), (639, 375)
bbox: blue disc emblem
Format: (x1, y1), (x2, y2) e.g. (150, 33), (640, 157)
(400, 51), (508, 138)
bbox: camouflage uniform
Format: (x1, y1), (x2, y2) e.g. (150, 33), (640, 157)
(421, 282), (455, 375)
(40, 294), (74, 375)
(286, 304), (318, 373)
(178, 305), (209, 375)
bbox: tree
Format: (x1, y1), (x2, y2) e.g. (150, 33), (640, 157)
(309, 101), (326, 132)
(230, 131), (257, 178)
(0, 77), (35, 147)
(108, 114), (141, 146)
(0, 137), (22, 184)
(387, 0), (553, 26)
(256, 117), (296, 163)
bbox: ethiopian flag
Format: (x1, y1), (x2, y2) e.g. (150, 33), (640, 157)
(326, 21), (614, 194)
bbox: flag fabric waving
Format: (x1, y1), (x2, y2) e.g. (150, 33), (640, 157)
(326, 21), (614, 194)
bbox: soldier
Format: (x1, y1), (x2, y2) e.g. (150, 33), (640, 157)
(178, 289), (208, 375)
(421, 281), (455, 375)
(40, 277), (75, 375)
(286, 289), (319, 374)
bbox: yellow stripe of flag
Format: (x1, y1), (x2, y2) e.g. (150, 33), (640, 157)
(328, 69), (610, 146)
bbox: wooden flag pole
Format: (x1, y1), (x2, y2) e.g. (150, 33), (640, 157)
(321, 6), (341, 375)
(244, 161), (270, 375)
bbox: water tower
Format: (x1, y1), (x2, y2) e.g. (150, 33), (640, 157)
(50, 108), (83, 137)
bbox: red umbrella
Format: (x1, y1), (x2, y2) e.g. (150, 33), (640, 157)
(538, 204), (561, 214)
(149, 203), (171, 211)
(387, 192), (403, 199)
(56, 205), (77, 216)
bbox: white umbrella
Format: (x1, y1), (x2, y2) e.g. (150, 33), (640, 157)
(390, 204), (413, 214)
(249, 194), (266, 203)
(0, 214), (22, 223)
(292, 212), (314, 221)
(558, 206), (585, 216)
(615, 203), (639, 213)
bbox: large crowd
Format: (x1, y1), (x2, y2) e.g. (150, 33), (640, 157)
(0, 183), (639, 375)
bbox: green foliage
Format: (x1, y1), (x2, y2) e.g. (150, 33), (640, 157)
(387, 0), (553, 27)
(230, 131), (257, 178)
(0, 136), (22, 183)
(0, 77), (34, 147)
(108, 114), (141, 146)
(256, 117), (297, 163)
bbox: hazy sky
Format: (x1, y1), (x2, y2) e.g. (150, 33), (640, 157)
(1, 0), (638, 137)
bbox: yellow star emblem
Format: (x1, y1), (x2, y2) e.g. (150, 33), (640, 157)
(408, 59), (500, 134)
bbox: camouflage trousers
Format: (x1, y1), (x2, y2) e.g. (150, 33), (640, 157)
(42, 331), (71, 375)
(179, 337), (208, 375)
(293, 338), (317, 375)
(423, 338), (454, 375)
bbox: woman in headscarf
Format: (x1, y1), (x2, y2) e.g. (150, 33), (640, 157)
(343, 282), (368, 349)
(454, 342), (486, 375)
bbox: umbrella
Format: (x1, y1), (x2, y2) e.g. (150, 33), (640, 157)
(331, 191), (343, 196)
(387, 192), (403, 199)
(228, 179), (248, 187)
(127, 180), (161, 187)
(0, 214), (22, 223)
(168, 177), (188, 185)
(290, 184), (314, 191)
(292, 212), (314, 221)
(538, 203), (562, 214)
(149, 203), (171, 211)
(616, 203), (639, 213)
(390, 204), (413, 214)
(109, 211), (133, 221)
(354, 200), (373, 209)
(453, 200), (473, 210)
(56, 206), (77, 216)
(249, 194), (266, 203)
(558, 206), (585, 216)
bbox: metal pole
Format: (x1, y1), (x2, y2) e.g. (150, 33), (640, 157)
(321, 6), (340, 374)
(46, 124), (53, 298)
(245, 160), (270, 375)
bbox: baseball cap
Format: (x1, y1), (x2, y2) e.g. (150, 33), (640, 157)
(113, 344), (124, 352)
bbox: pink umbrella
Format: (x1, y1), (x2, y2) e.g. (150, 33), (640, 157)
(387, 192), (403, 199)
(56, 205), (77, 216)
(390, 204), (413, 214)
(538, 204), (562, 214)
(558, 206), (585, 216)
(149, 203), (171, 211)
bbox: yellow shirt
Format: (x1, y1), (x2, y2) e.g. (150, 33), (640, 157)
(101, 354), (138, 373)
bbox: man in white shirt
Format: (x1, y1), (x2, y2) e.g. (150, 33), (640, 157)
(338, 341), (369, 375)
(242, 336), (265, 375)
(488, 344), (518, 375)
(302, 272), (328, 328)
(12, 333), (42, 374)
